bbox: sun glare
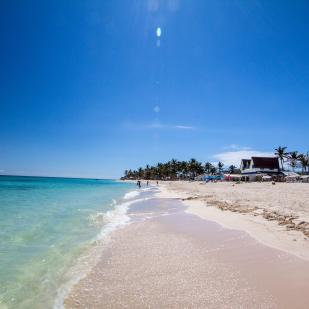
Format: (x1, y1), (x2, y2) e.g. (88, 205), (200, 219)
(156, 27), (162, 37)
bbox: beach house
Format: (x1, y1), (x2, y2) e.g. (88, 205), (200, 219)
(240, 157), (280, 181)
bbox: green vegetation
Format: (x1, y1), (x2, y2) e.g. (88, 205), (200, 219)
(122, 159), (233, 180)
(275, 146), (309, 174)
(275, 146), (288, 171)
(122, 146), (309, 180)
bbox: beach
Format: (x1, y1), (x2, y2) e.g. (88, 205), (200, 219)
(65, 182), (309, 308)
(3, 1), (309, 308)
(160, 181), (309, 260)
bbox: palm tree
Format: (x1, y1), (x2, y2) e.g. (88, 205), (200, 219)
(125, 169), (132, 178)
(218, 162), (224, 174)
(188, 158), (197, 179)
(131, 170), (138, 179)
(160, 162), (169, 180)
(196, 161), (204, 176)
(188, 158), (203, 179)
(180, 161), (188, 179)
(275, 146), (288, 171)
(204, 162), (212, 174)
(287, 151), (300, 172)
(210, 166), (217, 175)
(228, 165), (236, 174)
(170, 158), (178, 180)
(137, 167), (144, 179)
(144, 164), (151, 179)
(299, 153), (309, 175)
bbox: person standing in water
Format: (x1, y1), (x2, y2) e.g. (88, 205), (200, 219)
(137, 180), (141, 188)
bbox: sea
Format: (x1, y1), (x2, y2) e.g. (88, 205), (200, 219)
(0, 175), (141, 309)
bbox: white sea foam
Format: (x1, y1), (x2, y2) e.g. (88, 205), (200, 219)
(141, 187), (152, 191)
(88, 199), (118, 226)
(123, 190), (140, 200)
(53, 194), (150, 309)
(94, 195), (151, 242)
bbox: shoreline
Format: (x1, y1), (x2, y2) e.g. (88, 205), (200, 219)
(54, 186), (148, 309)
(64, 183), (309, 308)
(156, 181), (309, 261)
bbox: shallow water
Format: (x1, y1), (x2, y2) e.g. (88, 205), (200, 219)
(0, 176), (136, 309)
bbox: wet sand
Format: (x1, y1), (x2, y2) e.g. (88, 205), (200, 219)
(158, 181), (309, 260)
(65, 194), (309, 308)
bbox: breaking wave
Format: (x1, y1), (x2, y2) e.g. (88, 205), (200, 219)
(54, 191), (149, 309)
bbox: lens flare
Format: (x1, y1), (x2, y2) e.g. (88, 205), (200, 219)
(156, 27), (162, 37)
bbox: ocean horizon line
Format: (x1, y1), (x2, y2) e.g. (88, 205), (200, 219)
(0, 174), (118, 181)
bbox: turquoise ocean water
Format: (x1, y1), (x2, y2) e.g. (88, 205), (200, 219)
(0, 176), (136, 309)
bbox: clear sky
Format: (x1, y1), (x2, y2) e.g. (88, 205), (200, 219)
(1, 0), (309, 178)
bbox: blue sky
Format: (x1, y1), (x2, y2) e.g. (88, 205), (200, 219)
(1, 0), (309, 178)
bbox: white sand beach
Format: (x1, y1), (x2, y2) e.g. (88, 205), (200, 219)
(65, 183), (309, 308)
(158, 181), (309, 260)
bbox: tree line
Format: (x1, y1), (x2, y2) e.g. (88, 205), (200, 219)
(275, 146), (309, 173)
(122, 158), (237, 180)
(122, 146), (309, 180)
